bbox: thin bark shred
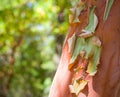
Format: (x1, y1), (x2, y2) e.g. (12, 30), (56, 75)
(103, 0), (114, 21)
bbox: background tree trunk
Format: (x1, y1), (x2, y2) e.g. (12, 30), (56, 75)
(49, 0), (120, 97)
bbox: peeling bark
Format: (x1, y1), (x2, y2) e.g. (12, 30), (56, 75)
(49, 0), (120, 97)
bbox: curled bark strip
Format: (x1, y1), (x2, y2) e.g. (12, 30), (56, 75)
(69, 79), (87, 95)
(68, 33), (76, 53)
(92, 36), (101, 47)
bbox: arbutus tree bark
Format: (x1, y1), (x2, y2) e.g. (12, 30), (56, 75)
(49, 0), (120, 97)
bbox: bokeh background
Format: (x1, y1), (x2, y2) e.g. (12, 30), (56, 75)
(0, 0), (77, 97)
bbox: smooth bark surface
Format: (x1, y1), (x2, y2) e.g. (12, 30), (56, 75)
(49, 0), (120, 97)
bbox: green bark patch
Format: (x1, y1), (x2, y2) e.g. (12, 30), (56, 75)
(84, 6), (95, 32)
(103, 0), (114, 21)
(79, 6), (98, 38)
(70, 36), (101, 75)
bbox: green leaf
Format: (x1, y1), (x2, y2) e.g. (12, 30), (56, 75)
(103, 0), (114, 21)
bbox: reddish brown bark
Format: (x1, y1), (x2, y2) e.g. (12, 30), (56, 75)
(49, 0), (120, 97)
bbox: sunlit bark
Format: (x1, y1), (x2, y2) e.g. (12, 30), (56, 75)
(49, 0), (120, 97)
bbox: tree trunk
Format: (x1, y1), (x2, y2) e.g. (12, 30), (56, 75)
(49, 0), (120, 97)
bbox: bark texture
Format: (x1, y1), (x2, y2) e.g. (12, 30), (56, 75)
(49, 0), (120, 97)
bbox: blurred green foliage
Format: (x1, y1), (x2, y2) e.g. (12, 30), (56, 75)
(0, 0), (77, 97)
